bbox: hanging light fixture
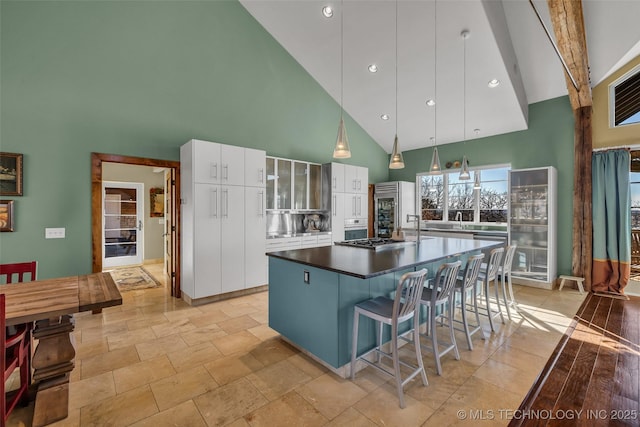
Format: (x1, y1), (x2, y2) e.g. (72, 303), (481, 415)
(473, 129), (481, 189)
(389, 0), (405, 169)
(459, 29), (471, 180)
(333, 0), (351, 159)
(429, 1), (441, 173)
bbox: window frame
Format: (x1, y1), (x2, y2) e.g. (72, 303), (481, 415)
(609, 63), (640, 128)
(416, 163), (511, 226)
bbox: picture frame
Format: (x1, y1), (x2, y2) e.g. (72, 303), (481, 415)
(0, 152), (23, 196)
(150, 187), (164, 217)
(0, 200), (14, 232)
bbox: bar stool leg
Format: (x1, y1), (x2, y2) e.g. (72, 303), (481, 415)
(447, 297), (460, 360)
(350, 311), (360, 380)
(500, 274), (512, 320)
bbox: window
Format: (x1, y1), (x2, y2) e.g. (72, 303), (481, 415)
(417, 165), (509, 225)
(631, 171), (640, 229)
(610, 64), (640, 127)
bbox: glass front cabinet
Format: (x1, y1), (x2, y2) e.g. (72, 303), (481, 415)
(508, 166), (557, 288)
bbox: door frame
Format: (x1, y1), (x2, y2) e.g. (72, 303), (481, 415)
(91, 152), (181, 298)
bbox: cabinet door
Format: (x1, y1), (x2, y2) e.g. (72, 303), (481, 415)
(276, 159), (292, 209)
(345, 194), (357, 218)
(344, 165), (358, 193)
(245, 148), (266, 188)
(332, 193), (345, 242)
(356, 194), (368, 220)
(293, 161), (308, 210)
(266, 157), (275, 210)
(221, 186), (245, 293)
(356, 166), (368, 194)
(332, 163), (345, 193)
(245, 187), (267, 288)
(309, 164), (322, 209)
(193, 140), (221, 184)
(220, 145), (245, 186)
(193, 183), (221, 297)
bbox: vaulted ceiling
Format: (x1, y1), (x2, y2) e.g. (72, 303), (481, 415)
(239, 0), (640, 153)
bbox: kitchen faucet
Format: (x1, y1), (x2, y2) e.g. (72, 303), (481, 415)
(455, 211), (463, 229)
(406, 214), (421, 243)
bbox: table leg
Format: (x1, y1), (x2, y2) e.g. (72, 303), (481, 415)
(31, 315), (76, 427)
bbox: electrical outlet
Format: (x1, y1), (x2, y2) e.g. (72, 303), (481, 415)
(45, 228), (66, 239)
(304, 270), (310, 284)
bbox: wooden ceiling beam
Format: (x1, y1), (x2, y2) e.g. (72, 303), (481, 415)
(547, 0), (592, 110)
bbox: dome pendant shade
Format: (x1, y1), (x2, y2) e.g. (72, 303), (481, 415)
(333, 117), (351, 159)
(388, 135), (405, 169)
(429, 146), (441, 172)
(459, 155), (470, 180)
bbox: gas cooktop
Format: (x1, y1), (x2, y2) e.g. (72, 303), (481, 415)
(334, 238), (412, 250)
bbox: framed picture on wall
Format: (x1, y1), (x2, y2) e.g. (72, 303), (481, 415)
(150, 187), (164, 217)
(0, 152), (23, 196)
(0, 200), (14, 232)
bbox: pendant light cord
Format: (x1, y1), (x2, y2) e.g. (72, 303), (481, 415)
(340, 0), (344, 120)
(463, 31), (466, 145)
(395, 0), (398, 138)
(433, 0), (437, 149)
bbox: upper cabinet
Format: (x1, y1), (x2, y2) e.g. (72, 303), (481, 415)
(266, 156), (322, 211)
(245, 148), (266, 188)
(191, 139), (245, 186)
(344, 165), (368, 194)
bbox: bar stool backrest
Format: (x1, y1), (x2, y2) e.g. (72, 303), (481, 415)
(429, 261), (462, 304)
(462, 254), (485, 290)
(503, 244), (517, 275)
(485, 248), (504, 281)
(394, 268), (428, 325)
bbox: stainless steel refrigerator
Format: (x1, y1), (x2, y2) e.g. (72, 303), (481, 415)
(374, 181), (416, 238)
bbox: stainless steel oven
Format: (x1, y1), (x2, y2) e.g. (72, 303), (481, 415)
(344, 218), (367, 241)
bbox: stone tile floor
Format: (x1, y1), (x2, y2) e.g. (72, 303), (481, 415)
(8, 264), (585, 426)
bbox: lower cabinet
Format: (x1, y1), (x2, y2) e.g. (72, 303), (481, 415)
(245, 187), (267, 289)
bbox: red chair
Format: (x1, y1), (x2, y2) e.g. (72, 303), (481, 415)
(1, 294), (30, 423)
(0, 261), (36, 423)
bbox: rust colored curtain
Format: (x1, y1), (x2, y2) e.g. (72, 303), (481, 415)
(592, 149), (631, 293)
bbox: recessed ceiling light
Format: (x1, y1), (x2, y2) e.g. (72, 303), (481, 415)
(322, 6), (333, 18)
(368, 64), (378, 73)
(488, 79), (500, 88)
(426, 99), (435, 107)
(381, 114), (390, 121)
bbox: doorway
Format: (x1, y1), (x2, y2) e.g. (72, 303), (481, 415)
(91, 153), (181, 298)
(103, 181), (144, 268)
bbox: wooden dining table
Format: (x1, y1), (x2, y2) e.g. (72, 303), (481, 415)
(1, 272), (122, 426)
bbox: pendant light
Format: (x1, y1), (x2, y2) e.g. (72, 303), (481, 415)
(473, 129), (481, 189)
(333, 0), (351, 159)
(429, 1), (441, 173)
(388, 0), (405, 169)
(459, 29), (471, 180)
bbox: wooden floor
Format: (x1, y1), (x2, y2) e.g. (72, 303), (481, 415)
(510, 292), (640, 426)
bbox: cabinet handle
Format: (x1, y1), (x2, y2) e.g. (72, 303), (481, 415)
(211, 163), (218, 179)
(333, 195), (336, 216)
(333, 176), (336, 190)
(223, 164), (229, 181)
(259, 191), (264, 216)
(357, 180), (361, 191)
(138, 220), (143, 231)
(357, 196), (362, 216)
(222, 189), (228, 217)
(352, 179), (357, 191)
(352, 196), (356, 217)
(259, 168), (264, 183)
(211, 189), (218, 217)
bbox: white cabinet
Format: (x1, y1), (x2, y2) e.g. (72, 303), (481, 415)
(344, 165), (368, 194)
(331, 192), (345, 243)
(191, 139), (244, 185)
(266, 236), (302, 252)
(245, 187), (267, 289)
(508, 166), (557, 289)
(345, 193), (368, 220)
(245, 148), (266, 188)
(331, 163), (345, 193)
(181, 139), (267, 302)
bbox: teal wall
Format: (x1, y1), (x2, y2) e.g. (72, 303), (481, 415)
(389, 96), (575, 276)
(0, 0), (389, 278)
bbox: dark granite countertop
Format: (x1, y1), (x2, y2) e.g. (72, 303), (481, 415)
(266, 237), (503, 279)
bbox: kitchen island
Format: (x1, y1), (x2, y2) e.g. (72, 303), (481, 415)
(267, 237), (503, 376)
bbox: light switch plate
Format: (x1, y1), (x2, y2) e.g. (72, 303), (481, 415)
(45, 228), (65, 239)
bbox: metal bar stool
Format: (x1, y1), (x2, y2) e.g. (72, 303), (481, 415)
(350, 269), (429, 408)
(452, 253), (486, 350)
(417, 260), (462, 376)
(500, 244), (518, 318)
(477, 247), (505, 332)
